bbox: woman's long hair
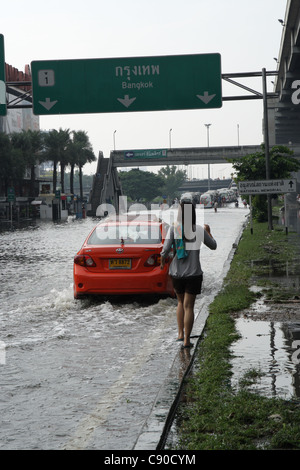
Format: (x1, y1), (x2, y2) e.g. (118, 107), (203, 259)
(178, 201), (196, 241)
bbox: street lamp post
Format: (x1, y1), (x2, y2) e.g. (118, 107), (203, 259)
(205, 124), (211, 190)
(169, 128), (172, 149)
(113, 130), (117, 150)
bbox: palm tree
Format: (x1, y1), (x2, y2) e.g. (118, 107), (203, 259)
(43, 128), (70, 193)
(66, 138), (78, 196)
(26, 130), (45, 197)
(71, 131), (96, 199)
(0, 132), (14, 195)
(10, 131), (32, 197)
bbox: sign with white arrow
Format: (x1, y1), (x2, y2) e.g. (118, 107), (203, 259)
(117, 95), (137, 108)
(239, 179), (297, 195)
(197, 91), (216, 104)
(31, 53), (222, 115)
(38, 97), (58, 110)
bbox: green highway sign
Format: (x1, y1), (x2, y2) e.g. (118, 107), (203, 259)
(0, 34), (6, 116)
(31, 53), (222, 115)
(124, 149), (167, 159)
(7, 187), (15, 202)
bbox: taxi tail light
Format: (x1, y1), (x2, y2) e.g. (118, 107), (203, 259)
(144, 254), (161, 267)
(74, 254), (97, 267)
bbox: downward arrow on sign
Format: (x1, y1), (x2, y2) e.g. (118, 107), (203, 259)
(39, 98), (58, 110)
(196, 91), (216, 104)
(117, 95), (137, 108)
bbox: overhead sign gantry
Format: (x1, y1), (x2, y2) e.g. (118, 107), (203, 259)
(31, 53), (222, 115)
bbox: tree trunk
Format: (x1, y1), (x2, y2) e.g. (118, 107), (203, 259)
(53, 162), (57, 193)
(70, 164), (75, 195)
(60, 163), (65, 193)
(79, 166), (83, 200)
(30, 164), (36, 198)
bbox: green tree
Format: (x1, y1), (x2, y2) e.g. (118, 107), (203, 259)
(0, 132), (27, 195)
(119, 169), (163, 202)
(66, 139), (78, 195)
(0, 132), (12, 194)
(11, 129), (46, 197)
(26, 130), (45, 197)
(9, 131), (32, 196)
(158, 165), (187, 202)
(71, 131), (96, 199)
(2, 130), (45, 197)
(229, 145), (300, 222)
(43, 128), (70, 193)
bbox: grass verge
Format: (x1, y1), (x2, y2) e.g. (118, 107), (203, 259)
(173, 221), (300, 450)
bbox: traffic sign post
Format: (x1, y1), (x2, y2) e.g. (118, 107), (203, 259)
(7, 187), (15, 202)
(239, 178), (297, 235)
(7, 187), (15, 228)
(31, 53), (222, 115)
(0, 34), (6, 116)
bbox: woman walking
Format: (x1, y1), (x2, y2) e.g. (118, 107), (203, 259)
(160, 194), (217, 348)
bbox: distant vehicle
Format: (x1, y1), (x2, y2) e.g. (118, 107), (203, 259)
(73, 213), (175, 298)
(200, 191), (218, 208)
(180, 192), (201, 205)
(218, 188), (237, 203)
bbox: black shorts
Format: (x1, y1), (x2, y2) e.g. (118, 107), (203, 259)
(171, 275), (203, 295)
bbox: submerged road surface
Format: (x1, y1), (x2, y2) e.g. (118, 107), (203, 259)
(0, 204), (249, 450)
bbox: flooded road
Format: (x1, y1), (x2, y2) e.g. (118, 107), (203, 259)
(0, 204), (249, 450)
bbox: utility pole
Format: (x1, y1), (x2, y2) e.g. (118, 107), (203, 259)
(262, 68), (273, 230)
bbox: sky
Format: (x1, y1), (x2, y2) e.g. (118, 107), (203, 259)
(2, 0), (287, 177)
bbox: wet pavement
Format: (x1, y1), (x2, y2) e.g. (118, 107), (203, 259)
(0, 204), (249, 450)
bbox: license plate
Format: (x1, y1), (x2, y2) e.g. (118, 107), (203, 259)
(109, 258), (131, 269)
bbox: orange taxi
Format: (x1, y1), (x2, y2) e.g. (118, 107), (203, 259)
(73, 214), (174, 298)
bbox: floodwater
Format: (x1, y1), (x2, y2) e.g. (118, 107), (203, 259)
(231, 317), (300, 399)
(230, 298), (300, 400)
(230, 243), (300, 400)
(0, 203), (250, 450)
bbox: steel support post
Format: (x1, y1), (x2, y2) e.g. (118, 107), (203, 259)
(262, 68), (273, 230)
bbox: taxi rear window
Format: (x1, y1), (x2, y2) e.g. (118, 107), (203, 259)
(87, 224), (161, 245)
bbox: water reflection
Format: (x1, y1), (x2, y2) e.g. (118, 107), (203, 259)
(230, 319), (300, 399)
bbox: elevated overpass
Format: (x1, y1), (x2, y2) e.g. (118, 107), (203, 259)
(273, 0), (300, 145)
(110, 145), (261, 167)
(179, 178), (232, 193)
(88, 141), (300, 215)
(88, 145), (260, 215)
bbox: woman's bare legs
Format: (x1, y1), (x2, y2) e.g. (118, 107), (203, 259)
(176, 293), (184, 340)
(183, 293), (196, 347)
(175, 292), (196, 346)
